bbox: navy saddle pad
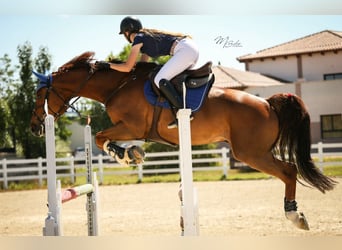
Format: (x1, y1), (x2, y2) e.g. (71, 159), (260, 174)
(144, 80), (211, 113)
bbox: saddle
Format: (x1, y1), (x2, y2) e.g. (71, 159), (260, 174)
(149, 61), (215, 94)
(145, 61), (215, 145)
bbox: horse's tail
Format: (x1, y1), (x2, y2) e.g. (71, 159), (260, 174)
(267, 93), (337, 193)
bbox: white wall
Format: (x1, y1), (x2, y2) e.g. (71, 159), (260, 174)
(302, 52), (342, 81)
(246, 79), (342, 143)
(67, 122), (101, 155)
(247, 51), (342, 82)
(246, 84), (295, 99)
(248, 56), (298, 82)
(301, 80), (342, 122)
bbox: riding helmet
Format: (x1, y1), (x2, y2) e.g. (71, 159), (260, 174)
(119, 16), (143, 34)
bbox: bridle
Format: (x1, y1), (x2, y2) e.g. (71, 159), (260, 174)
(31, 69), (95, 127)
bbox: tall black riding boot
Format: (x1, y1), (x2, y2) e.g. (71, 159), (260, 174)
(159, 79), (183, 129)
(159, 79), (183, 108)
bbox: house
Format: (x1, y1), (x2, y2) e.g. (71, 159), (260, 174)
(212, 65), (283, 90)
(236, 30), (342, 143)
(237, 30), (342, 82)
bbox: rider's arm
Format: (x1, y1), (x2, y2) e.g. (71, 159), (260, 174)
(109, 43), (143, 72)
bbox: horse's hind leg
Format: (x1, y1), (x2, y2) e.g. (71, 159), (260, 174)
(244, 152), (309, 230)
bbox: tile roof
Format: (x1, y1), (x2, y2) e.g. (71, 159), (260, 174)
(237, 30), (342, 61)
(212, 66), (283, 89)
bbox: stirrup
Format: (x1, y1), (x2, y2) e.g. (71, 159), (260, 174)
(167, 119), (178, 129)
(167, 114), (194, 129)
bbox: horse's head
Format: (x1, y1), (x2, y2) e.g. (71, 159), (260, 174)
(30, 51), (156, 137)
(30, 52), (95, 137)
(30, 70), (73, 137)
(30, 71), (49, 136)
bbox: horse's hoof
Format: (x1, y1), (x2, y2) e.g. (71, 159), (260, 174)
(128, 145), (145, 164)
(285, 211), (310, 230)
(298, 212), (310, 230)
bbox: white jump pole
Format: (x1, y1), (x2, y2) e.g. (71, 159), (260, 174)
(43, 115), (99, 236)
(177, 84), (199, 236)
(84, 123), (99, 236)
(43, 114), (62, 236)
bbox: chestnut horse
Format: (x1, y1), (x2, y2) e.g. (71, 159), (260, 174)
(30, 52), (336, 231)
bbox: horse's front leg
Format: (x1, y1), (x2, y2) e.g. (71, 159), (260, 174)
(103, 141), (145, 166)
(95, 123), (145, 166)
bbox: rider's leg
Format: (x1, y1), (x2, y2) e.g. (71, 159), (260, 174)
(159, 79), (183, 129)
(159, 79), (183, 108)
(154, 38), (199, 128)
(154, 38), (199, 88)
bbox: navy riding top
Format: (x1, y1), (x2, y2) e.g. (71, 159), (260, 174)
(132, 32), (178, 58)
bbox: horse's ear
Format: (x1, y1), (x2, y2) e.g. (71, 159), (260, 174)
(32, 71), (48, 83)
(32, 71), (51, 91)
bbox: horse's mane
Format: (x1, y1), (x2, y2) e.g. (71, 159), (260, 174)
(58, 51), (95, 72)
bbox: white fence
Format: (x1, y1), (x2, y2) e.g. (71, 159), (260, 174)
(1, 143), (341, 190)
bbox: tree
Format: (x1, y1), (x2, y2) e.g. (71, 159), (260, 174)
(34, 46), (72, 143)
(0, 54), (17, 92)
(5, 42), (71, 158)
(108, 44), (132, 62)
(77, 99), (112, 134)
(107, 44), (170, 65)
(7, 42), (42, 158)
(0, 54), (16, 150)
(34, 46), (51, 74)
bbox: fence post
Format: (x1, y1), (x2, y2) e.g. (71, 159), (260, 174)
(98, 154), (104, 185)
(317, 142), (324, 172)
(138, 163), (143, 182)
(70, 156), (75, 184)
(38, 157), (43, 187)
(221, 147), (229, 179)
(2, 159), (8, 189)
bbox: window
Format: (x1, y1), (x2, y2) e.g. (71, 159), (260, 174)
(324, 73), (342, 80)
(321, 114), (342, 139)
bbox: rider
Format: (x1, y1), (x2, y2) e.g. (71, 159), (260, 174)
(95, 16), (199, 129)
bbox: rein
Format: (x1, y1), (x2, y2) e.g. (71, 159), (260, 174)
(103, 69), (138, 106)
(53, 70), (96, 119)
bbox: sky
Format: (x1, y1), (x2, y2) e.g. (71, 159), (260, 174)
(0, 15), (341, 72)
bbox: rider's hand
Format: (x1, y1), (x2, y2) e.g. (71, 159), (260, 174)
(94, 61), (111, 70)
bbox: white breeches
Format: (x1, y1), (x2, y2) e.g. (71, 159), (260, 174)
(154, 38), (199, 88)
